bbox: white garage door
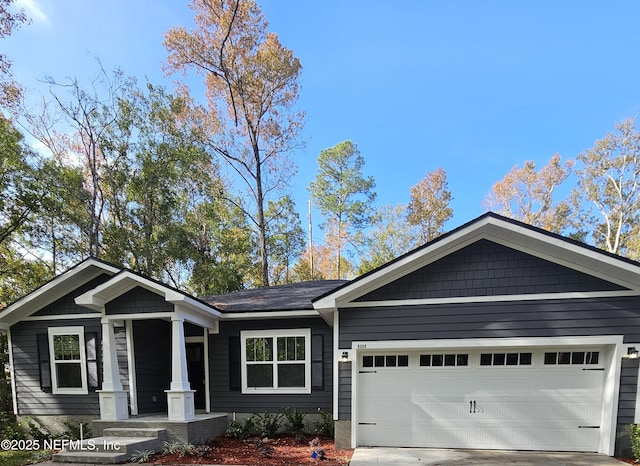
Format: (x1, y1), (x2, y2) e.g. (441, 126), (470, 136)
(357, 348), (605, 452)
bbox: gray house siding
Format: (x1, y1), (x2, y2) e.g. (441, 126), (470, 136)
(209, 317), (332, 413)
(132, 319), (171, 414)
(356, 240), (626, 302)
(11, 318), (101, 415)
(339, 297), (640, 348)
(337, 296), (640, 453)
(618, 358), (639, 424)
(105, 286), (173, 315)
(32, 274), (112, 316)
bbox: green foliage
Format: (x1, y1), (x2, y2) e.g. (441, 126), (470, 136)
(281, 407), (306, 435)
(254, 410), (284, 438)
(314, 410), (334, 437)
(0, 411), (26, 440)
(60, 421), (92, 440)
(27, 421), (50, 442)
(0, 450), (40, 466)
(226, 415), (256, 439)
(631, 424), (640, 462)
(129, 449), (154, 463)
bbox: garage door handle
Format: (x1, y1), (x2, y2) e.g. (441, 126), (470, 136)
(359, 422), (376, 425)
(359, 370), (377, 374)
(582, 368), (604, 371)
(469, 400), (476, 413)
(578, 426), (600, 429)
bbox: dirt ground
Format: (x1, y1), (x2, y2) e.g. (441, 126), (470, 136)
(149, 434), (353, 465)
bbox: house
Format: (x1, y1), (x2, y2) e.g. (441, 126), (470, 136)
(1, 212), (639, 458)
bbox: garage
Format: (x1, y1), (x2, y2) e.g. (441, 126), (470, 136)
(356, 346), (608, 452)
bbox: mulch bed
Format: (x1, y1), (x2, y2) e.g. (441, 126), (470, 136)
(149, 434), (353, 465)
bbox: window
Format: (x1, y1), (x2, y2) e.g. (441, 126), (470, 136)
(362, 354), (409, 368)
(241, 329), (311, 394)
(480, 352), (532, 366)
(419, 353), (468, 367)
(544, 351), (599, 366)
(48, 327), (88, 394)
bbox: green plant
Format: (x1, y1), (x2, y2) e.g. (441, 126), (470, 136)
(314, 409), (334, 437)
(226, 415), (256, 439)
(27, 421), (49, 442)
(631, 423), (640, 462)
(129, 449), (154, 463)
(60, 421), (92, 440)
(0, 411), (26, 440)
(162, 441), (183, 455)
(178, 442), (195, 458)
(281, 407), (306, 435)
(255, 411), (284, 438)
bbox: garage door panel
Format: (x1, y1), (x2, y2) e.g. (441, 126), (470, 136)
(357, 348), (606, 452)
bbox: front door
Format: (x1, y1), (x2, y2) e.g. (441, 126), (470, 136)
(186, 343), (206, 410)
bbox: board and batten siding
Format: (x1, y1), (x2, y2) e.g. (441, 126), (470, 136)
(10, 318), (102, 415)
(209, 317), (332, 413)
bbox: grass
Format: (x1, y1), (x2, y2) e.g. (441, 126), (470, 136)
(0, 449), (49, 466)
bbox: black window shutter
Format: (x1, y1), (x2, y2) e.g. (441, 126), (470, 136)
(311, 334), (324, 390)
(229, 336), (241, 391)
(36, 333), (51, 392)
(86, 332), (100, 390)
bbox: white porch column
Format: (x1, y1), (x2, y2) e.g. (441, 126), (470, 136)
(165, 313), (195, 421)
(97, 318), (129, 420)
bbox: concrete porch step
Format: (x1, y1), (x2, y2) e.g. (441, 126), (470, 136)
(102, 427), (168, 438)
(51, 429), (167, 464)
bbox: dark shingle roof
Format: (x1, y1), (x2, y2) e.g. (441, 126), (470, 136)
(201, 280), (348, 312)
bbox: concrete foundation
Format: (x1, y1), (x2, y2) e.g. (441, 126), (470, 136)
(334, 419), (352, 450)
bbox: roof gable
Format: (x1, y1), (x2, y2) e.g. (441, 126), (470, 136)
(356, 239), (626, 302)
(0, 258), (121, 328)
(314, 213), (640, 310)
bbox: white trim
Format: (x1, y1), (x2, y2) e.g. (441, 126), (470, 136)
(350, 335), (624, 351)
(221, 310), (319, 320)
(6, 328), (17, 415)
(0, 259), (118, 326)
(203, 327), (211, 413)
(125, 320), (138, 416)
(340, 290), (640, 308)
(240, 328), (312, 395)
(48, 326), (88, 395)
(333, 311), (339, 421)
(314, 215), (640, 310)
(349, 335), (623, 456)
(102, 312), (173, 321)
(23, 313), (101, 321)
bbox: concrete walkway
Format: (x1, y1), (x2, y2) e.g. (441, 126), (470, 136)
(349, 447), (627, 465)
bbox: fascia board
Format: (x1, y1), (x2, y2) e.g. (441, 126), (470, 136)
(1, 259), (119, 324)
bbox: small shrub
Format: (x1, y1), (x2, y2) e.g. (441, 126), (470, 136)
(0, 411), (26, 440)
(27, 421), (50, 442)
(162, 441), (183, 455)
(314, 409), (334, 437)
(281, 407), (306, 435)
(60, 421), (92, 440)
(178, 442), (195, 458)
(226, 415), (256, 439)
(192, 445), (210, 457)
(255, 411), (284, 438)
(130, 449), (154, 463)
(631, 424), (640, 462)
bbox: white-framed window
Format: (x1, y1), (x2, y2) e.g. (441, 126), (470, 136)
(240, 329), (311, 394)
(48, 326), (88, 394)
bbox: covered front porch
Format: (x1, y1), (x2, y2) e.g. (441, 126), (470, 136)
(74, 270), (222, 424)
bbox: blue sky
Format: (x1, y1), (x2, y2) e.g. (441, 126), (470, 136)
(6, 0), (640, 234)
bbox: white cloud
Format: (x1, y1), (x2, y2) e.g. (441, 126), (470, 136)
(15, 0), (49, 24)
